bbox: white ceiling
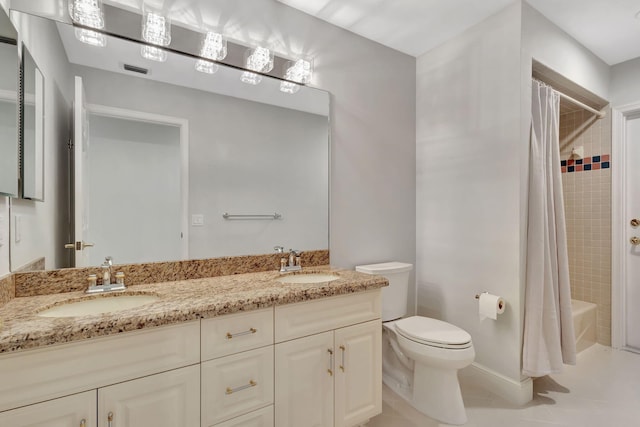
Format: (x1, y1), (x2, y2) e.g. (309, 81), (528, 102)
(277, 0), (640, 65)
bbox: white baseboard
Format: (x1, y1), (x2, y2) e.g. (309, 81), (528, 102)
(464, 363), (533, 406)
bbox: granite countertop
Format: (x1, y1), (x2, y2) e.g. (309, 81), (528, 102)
(0, 267), (387, 354)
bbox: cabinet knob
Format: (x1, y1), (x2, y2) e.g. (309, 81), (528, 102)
(631, 237), (640, 246)
(80, 420), (86, 427)
(631, 218), (640, 227)
(107, 412), (113, 427)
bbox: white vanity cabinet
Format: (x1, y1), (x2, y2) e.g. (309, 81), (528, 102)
(0, 289), (382, 427)
(274, 290), (382, 427)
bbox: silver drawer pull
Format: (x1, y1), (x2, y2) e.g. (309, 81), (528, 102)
(226, 380), (257, 394)
(226, 327), (257, 339)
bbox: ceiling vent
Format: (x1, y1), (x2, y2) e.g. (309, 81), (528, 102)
(123, 64), (148, 74)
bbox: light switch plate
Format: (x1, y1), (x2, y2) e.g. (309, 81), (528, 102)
(191, 214), (204, 226)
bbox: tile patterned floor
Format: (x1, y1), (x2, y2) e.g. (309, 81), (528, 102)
(368, 344), (640, 426)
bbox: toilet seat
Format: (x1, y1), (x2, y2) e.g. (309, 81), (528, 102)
(395, 316), (472, 349)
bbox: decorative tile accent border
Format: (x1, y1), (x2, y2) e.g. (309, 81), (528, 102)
(561, 154), (610, 173)
(13, 249), (330, 298)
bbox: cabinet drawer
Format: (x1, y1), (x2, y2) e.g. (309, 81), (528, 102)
(202, 308), (274, 361)
(275, 290), (381, 342)
(214, 405), (273, 427)
(202, 346), (274, 426)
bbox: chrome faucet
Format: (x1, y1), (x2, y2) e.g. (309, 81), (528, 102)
(86, 256), (126, 294)
(102, 256), (113, 285)
(275, 246), (302, 273)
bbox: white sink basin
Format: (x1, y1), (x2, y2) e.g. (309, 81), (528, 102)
(277, 274), (340, 284)
(38, 295), (159, 318)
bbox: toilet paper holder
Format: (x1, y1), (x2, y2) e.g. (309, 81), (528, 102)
(475, 292), (504, 310)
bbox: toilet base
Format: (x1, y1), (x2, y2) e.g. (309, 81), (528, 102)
(411, 362), (468, 425)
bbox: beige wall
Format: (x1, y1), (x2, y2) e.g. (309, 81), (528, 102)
(560, 108), (612, 345)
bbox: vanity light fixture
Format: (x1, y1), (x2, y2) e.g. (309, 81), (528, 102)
(200, 31), (227, 61)
(68, 0), (104, 29)
(141, 9), (170, 62)
(74, 28), (107, 47)
(68, 0), (106, 46)
(279, 58), (313, 94)
(195, 59), (219, 74)
(245, 46), (274, 73)
(240, 71), (262, 85)
(141, 45), (167, 62)
(142, 10), (171, 47)
(194, 31), (226, 74)
(240, 46), (274, 85)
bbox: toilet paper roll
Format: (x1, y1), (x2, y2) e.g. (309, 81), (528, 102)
(478, 293), (505, 320)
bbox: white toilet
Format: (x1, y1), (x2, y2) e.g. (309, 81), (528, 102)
(356, 262), (475, 425)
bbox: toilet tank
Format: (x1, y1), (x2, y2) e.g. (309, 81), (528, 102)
(355, 262), (413, 322)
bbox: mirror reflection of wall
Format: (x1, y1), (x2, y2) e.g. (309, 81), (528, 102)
(0, 8), (18, 198)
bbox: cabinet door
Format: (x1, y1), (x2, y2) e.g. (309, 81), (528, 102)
(334, 320), (382, 427)
(98, 365), (199, 427)
(0, 390), (96, 427)
(275, 331), (334, 427)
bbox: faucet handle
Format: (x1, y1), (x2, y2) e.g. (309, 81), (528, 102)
(274, 246), (284, 253)
(104, 256), (113, 266)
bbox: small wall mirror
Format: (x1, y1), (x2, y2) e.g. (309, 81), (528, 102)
(20, 45), (45, 201)
(0, 8), (19, 197)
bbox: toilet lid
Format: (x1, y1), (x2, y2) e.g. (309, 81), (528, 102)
(395, 316), (472, 347)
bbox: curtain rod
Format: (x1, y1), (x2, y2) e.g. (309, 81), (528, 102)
(555, 91), (606, 119)
(533, 78), (606, 119)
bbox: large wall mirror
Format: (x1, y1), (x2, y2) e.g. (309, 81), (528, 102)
(8, 7), (329, 270)
(0, 8), (19, 197)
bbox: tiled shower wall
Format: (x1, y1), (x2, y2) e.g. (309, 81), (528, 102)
(560, 107), (612, 345)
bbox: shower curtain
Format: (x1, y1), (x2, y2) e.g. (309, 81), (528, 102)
(523, 80), (576, 377)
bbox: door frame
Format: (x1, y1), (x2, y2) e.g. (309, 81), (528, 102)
(86, 103), (190, 260)
(611, 101), (640, 350)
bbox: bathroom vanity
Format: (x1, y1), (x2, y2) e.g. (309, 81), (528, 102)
(0, 269), (385, 427)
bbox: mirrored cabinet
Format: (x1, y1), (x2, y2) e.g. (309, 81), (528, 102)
(20, 45), (44, 201)
(0, 8), (19, 197)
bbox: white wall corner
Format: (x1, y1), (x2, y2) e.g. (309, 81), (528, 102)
(464, 363), (533, 406)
